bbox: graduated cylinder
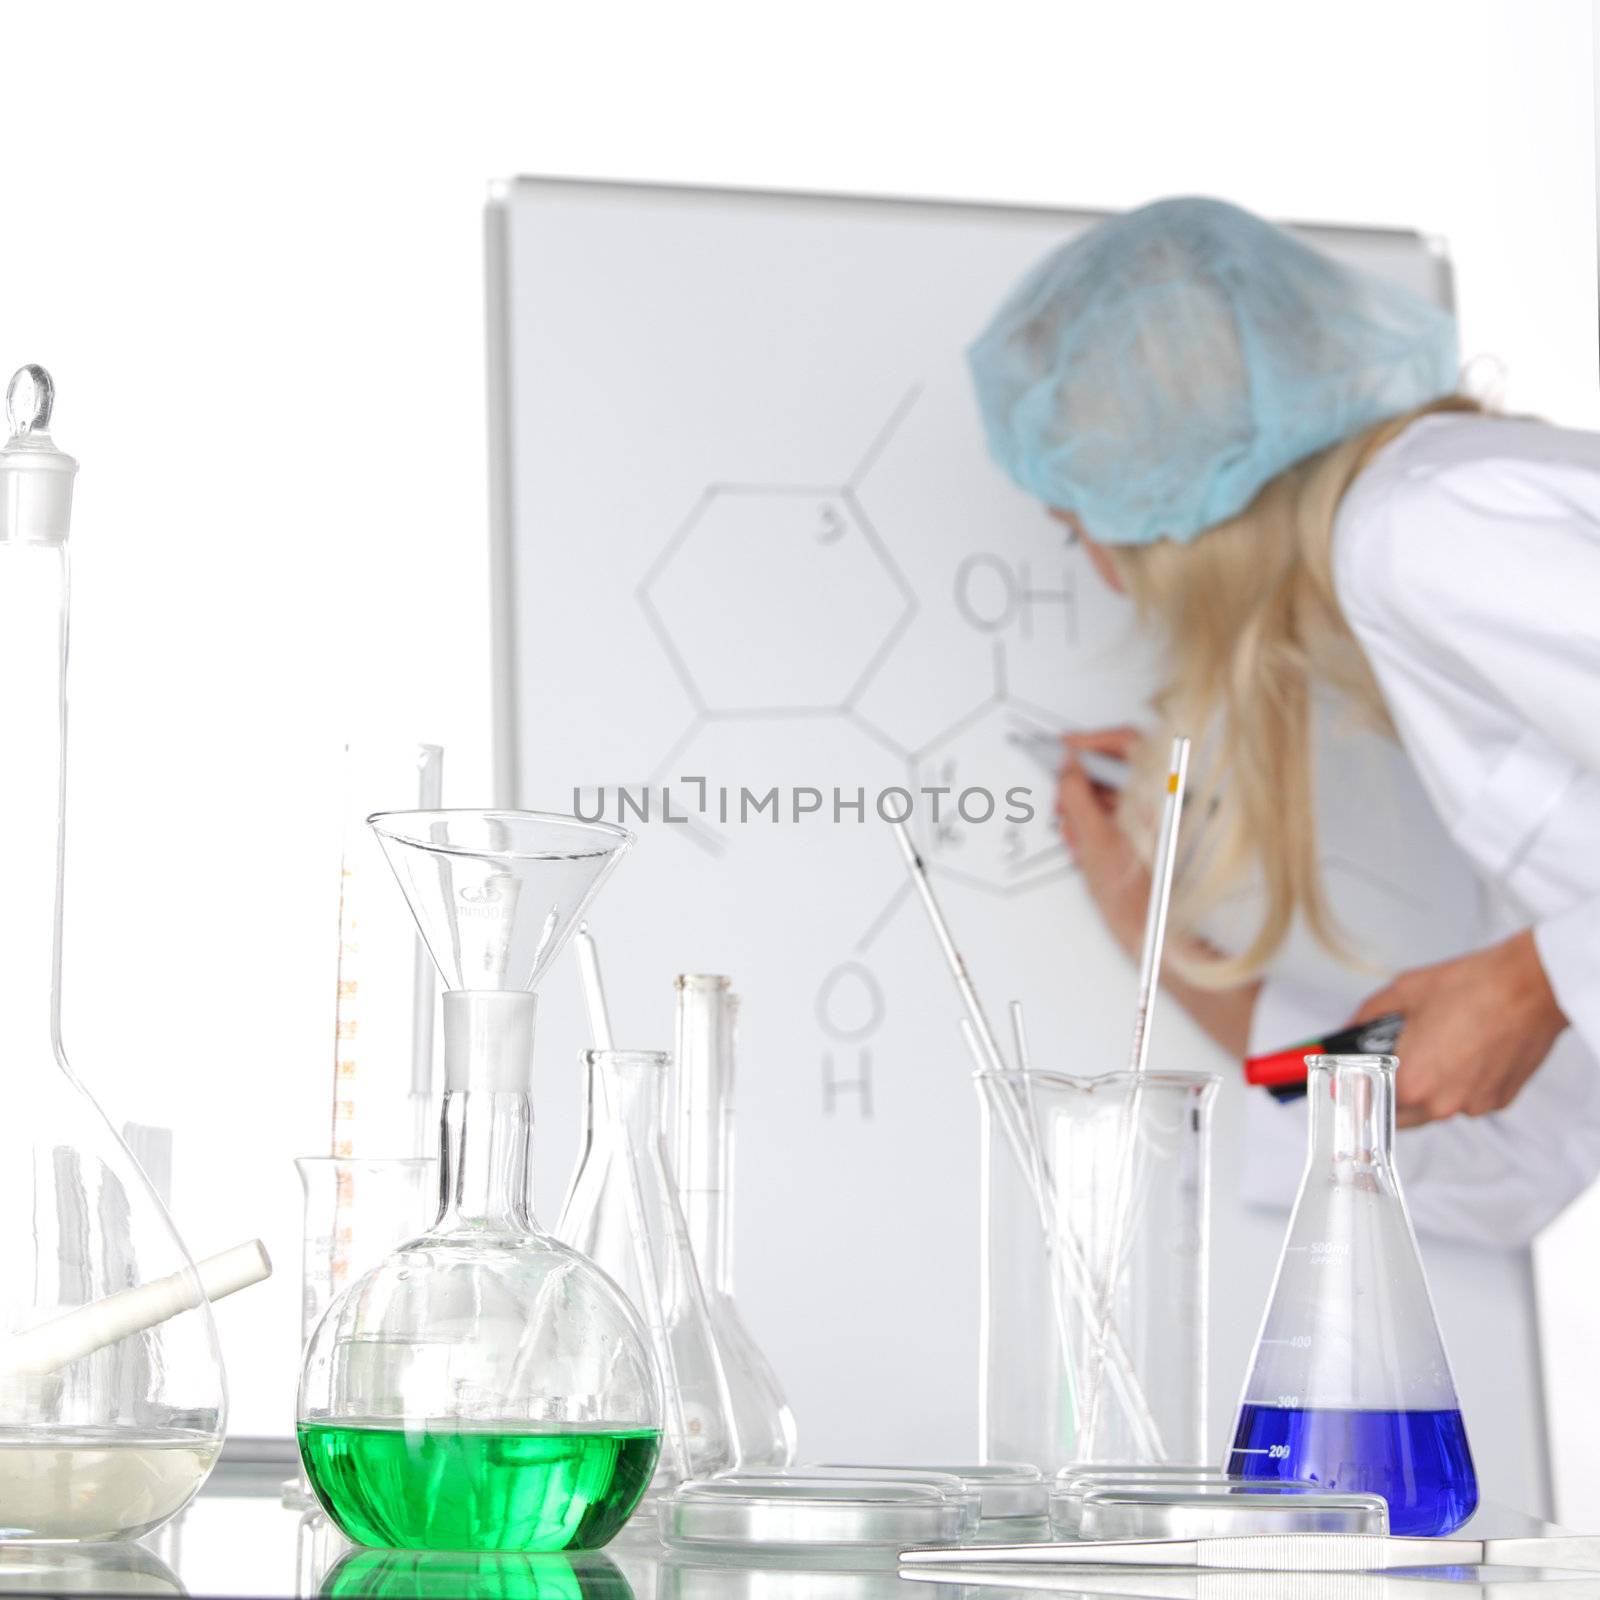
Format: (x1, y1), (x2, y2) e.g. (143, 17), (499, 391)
(979, 1069), (1217, 1471)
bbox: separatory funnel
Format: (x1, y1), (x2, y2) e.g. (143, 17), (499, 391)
(0, 367), (227, 1541)
(1229, 1055), (1478, 1536)
(297, 811), (664, 1554)
(559, 1050), (738, 1490)
(671, 977), (796, 1467)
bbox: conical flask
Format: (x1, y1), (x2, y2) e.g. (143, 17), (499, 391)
(671, 977), (797, 1467)
(297, 810), (662, 1554)
(0, 367), (226, 1541)
(1228, 1054), (1478, 1535)
(558, 1050), (739, 1490)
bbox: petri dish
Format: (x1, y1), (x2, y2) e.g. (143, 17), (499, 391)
(1052, 1462), (1230, 1493)
(1077, 1484), (1390, 1539)
(767, 1468), (978, 1533)
(820, 1461), (1046, 1521)
(661, 1476), (968, 1551)
(1051, 1468), (1274, 1536)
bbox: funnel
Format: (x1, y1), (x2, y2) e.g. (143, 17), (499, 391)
(368, 810), (633, 993)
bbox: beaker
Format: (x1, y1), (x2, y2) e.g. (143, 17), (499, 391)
(295, 1157), (438, 1347)
(284, 1156), (436, 1505)
(672, 977), (797, 1468)
(1229, 1054), (1478, 1536)
(0, 367), (225, 1541)
(559, 1050), (738, 1490)
(297, 811), (662, 1554)
(978, 1068), (1217, 1472)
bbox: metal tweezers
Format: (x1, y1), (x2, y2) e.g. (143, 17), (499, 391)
(899, 1533), (1600, 1575)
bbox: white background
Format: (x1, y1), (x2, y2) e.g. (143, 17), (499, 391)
(1, 0), (1597, 1505)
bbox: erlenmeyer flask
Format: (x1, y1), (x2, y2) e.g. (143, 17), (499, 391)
(558, 1050), (738, 1489)
(1229, 1054), (1478, 1536)
(0, 367), (226, 1541)
(672, 977), (796, 1467)
(297, 811), (662, 1554)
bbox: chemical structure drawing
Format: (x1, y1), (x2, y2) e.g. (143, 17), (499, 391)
(605, 383), (1440, 1120)
(627, 385), (1081, 844)
(907, 683), (1075, 898)
(640, 488), (915, 716)
(950, 549), (1078, 651)
(615, 384), (1090, 1117)
(637, 386), (922, 739)
(815, 960), (884, 1121)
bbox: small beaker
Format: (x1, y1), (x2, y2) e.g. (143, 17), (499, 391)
(978, 1069), (1217, 1472)
(295, 1156), (437, 1344)
(285, 1156), (434, 1505)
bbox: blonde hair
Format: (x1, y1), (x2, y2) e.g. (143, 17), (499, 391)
(1108, 397), (1481, 987)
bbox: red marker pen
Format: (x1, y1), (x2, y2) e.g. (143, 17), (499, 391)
(1245, 1011), (1405, 1101)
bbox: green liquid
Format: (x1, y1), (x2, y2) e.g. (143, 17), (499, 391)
(323, 1548), (635, 1600)
(298, 1421), (660, 1553)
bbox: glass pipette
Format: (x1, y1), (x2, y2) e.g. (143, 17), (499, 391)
(890, 821), (1165, 1459)
(1078, 735), (1191, 1459)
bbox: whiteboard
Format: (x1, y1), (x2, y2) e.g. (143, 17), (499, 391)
(485, 177), (1544, 1495)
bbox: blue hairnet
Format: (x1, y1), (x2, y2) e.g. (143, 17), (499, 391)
(968, 197), (1459, 545)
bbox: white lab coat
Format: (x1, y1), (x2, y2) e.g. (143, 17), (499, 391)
(1250, 411), (1600, 1251)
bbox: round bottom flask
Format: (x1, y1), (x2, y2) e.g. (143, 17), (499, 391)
(298, 991), (661, 1553)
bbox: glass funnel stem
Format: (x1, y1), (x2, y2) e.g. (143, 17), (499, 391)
(432, 992), (537, 1235)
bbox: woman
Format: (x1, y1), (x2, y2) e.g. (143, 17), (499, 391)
(969, 197), (1600, 1246)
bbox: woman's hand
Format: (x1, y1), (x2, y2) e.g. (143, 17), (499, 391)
(1348, 929), (1568, 1128)
(1055, 727), (1150, 959)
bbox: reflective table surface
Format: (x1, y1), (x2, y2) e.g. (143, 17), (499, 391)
(1, 1462), (1594, 1599)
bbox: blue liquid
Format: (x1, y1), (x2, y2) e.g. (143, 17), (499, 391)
(1229, 1404), (1478, 1536)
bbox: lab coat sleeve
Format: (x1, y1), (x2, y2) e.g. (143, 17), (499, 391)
(1534, 900), (1600, 1069)
(1341, 466), (1600, 1061)
(1350, 470), (1600, 770)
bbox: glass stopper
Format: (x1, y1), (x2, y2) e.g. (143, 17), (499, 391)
(6, 365), (55, 438)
